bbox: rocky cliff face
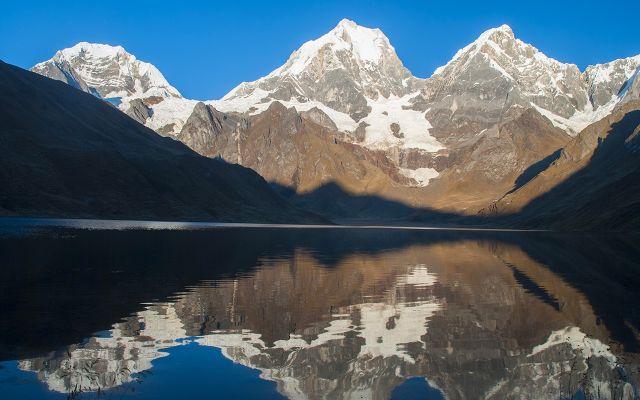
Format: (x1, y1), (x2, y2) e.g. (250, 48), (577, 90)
(30, 57), (93, 94)
(174, 101), (241, 154)
(424, 106), (571, 210)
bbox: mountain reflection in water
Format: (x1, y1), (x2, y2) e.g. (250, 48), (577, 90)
(0, 222), (638, 399)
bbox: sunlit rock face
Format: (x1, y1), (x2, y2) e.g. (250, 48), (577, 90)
(17, 241), (637, 400)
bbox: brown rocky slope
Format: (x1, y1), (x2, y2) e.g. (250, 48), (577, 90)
(177, 100), (570, 219)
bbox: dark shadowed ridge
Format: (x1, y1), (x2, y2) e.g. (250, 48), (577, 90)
(0, 61), (323, 224)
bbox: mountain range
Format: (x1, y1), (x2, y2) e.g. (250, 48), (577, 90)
(15, 19), (640, 228)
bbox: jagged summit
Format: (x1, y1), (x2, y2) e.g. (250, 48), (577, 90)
(482, 24), (515, 38)
(422, 23), (591, 136)
(459, 24), (516, 51)
(33, 22), (640, 143)
(433, 24), (573, 76)
(32, 42), (181, 100)
(56, 42), (128, 60)
(433, 24), (512, 74)
(222, 18), (418, 117)
(269, 18), (393, 77)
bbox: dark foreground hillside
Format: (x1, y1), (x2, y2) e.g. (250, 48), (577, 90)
(0, 61), (321, 223)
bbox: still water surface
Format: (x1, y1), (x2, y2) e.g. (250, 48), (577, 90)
(0, 219), (639, 399)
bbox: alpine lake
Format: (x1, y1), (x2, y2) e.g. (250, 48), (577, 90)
(0, 218), (638, 399)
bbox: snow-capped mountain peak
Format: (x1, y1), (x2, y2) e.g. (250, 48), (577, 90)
(215, 19), (439, 152)
(433, 24), (511, 75)
(583, 54), (640, 109)
(32, 42), (181, 100)
(480, 24), (514, 40)
(454, 23), (515, 57)
(270, 18), (393, 77)
(57, 42), (127, 61)
(433, 24), (570, 78)
(216, 18), (430, 155)
(426, 24), (591, 135)
(31, 22), (640, 158)
(222, 19), (416, 110)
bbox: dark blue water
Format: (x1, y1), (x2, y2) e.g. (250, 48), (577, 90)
(0, 218), (638, 399)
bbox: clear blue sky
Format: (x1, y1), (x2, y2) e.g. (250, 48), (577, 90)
(1, 0), (638, 100)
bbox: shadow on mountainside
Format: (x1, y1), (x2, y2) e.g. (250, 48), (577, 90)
(506, 149), (562, 195)
(271, 181), (488, 225)
(510, 109), (640, 231)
